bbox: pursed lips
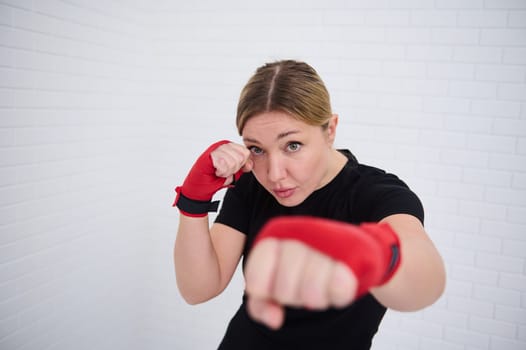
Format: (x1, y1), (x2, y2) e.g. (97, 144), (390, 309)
(272, 187), (296, 199)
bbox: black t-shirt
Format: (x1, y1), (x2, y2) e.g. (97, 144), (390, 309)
(215, 150), (424, 350)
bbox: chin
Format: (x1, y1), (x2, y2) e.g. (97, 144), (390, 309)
(274, 195), (306, 207)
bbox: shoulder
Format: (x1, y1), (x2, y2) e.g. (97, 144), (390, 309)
(338, 152), (424, 224)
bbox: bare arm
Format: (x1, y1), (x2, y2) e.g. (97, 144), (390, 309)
(175, 218), (245, 304)
(371, 213), (446, 311)
(244, 214), (446, 329)
(173, 141), (251, 305)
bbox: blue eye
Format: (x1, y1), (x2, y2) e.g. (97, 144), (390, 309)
(287, 142), (302, 152)
(248, 146), (264, 155)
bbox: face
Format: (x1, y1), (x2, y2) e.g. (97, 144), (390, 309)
(242, 111), (338, 207)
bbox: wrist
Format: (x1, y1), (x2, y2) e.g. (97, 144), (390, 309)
(173, 187), (220, 217)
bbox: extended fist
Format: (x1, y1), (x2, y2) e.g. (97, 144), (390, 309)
(245, 238), (358, 330)
(243, 216), (401, 330)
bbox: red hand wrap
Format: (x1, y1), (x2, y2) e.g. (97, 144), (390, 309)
(254, 216), (401, 297)
(173, 140), (243, 217)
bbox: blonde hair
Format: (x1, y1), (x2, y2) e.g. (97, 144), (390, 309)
(236, 60), (332, 135)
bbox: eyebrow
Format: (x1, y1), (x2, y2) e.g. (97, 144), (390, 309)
(243, 130), (301, 144)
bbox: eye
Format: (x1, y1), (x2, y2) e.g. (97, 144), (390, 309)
(286, 142), (302, 152)
(248, 145), (264, 156)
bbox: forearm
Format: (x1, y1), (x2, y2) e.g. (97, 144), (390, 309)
(174, 215), (222, 304)
(372, 215), (446, 311)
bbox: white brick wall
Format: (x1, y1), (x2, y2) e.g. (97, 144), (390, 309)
(1, 1), (525, 350)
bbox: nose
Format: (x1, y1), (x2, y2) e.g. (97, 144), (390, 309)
(267, 153), (286, 182)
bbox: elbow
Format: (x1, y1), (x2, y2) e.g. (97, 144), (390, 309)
(405, 256), (447, 311)
(176, 282), (221, 305)
(181, 293), (208, 306)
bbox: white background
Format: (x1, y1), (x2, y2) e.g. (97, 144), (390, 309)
(1, 1), (525, 349)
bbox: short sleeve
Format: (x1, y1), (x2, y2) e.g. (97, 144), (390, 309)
(353, 170), (425, 224)
(214, 174), (252, 235)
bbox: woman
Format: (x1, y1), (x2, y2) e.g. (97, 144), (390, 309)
(173, 60), (446, 349)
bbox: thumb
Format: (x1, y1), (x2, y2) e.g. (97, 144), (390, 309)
(242, 158), (254, 172)
(247, 297), (285, 330)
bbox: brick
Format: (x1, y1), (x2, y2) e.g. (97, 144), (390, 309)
(0, 67), (35, 89)
(420, 130), (467, 148)
(489, 154), (526, 172)
(365, 10), (410, 25)
(420, 338), (464, 350)
(0, 46), (14, 67)
(399, 79), (449, 96)
(495, 304), (526, 323)
(423, 308), (468, 328)
(415, 163), (462, 181)
(508, 204), (526, 223)
(0, 128), (15, 146)
(410, 10), (457, 26)
(485, 0), (526, 9)
(451, 265), (499, 285)
(0, 4), (12, 26)
(444, 326), (490, 348)
(382, 61), (427, 78)
(431, 28), (480, 45)
(492, 119), (526, 136)
(463, 168), (512, 187)
(409, 178), (439, 196)
(481, 219), (525, 239)
(450, 81), (497, 99)
(469, 316), (517, 338)
(513, 172), (526, 188)
(490, 337), (526, 350)
(455, 233), (502, 253)
(476, 252), (524, 273)
(438, 181), (485, 201)
(322, 10), (366, 25)
(0, 27), (34, 50)
(471, 100), (521, 118)
(423, 96), (471, 113)
(457, 10), (508, 27)
(474, 285), (522, 306)
(0, 88), (13, 107)
(440, 247), (475, 266)
(459, 200), (506, 220)
(429, 62), (476, 80)
(440, 149), (489, 167)
(396, 143), (441, 161)
(481, 29), (526, 46)
(453, 46), (502, 64)
(503, 47), (526, 64)
(446, 279), (473, 297)
(518, 138), (526, 154)
(0, 0), (32, 10)
(386, 27), (431, 44)
(436, 0), (484, 8)
(336, 43), (406, 60)
(476, 64), (526, 83)
(500, 273), (526, 292)
(502, 238), (526, 257)
(386, 0), (434, 8)
(467, 134), (516, 152)
(0, 184), (34, 206)
(406, 45), (453, 61)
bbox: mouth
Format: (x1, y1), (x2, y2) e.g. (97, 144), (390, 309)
(273, 187), (296, 199)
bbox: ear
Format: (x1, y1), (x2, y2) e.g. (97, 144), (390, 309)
(326, 114), (338, 145)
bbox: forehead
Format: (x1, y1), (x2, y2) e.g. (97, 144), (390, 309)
(242, 111), (307, 135)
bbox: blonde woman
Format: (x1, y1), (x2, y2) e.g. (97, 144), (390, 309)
(173, 60), (445, 349)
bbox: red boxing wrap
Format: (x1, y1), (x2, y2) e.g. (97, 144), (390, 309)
(254, 216), (401, 297)
(173, 140), (243, 217)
